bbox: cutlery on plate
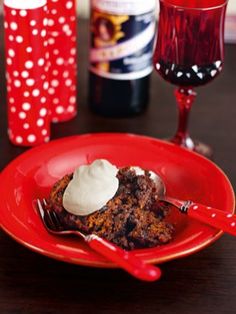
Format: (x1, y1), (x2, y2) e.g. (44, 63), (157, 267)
(152, 172), (236, 236)
(35, 199), (162, 282)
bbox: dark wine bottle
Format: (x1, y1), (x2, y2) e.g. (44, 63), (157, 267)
(88, 0), (156, 117)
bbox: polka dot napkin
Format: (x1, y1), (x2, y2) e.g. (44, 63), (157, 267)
(3, 0), (77, 146)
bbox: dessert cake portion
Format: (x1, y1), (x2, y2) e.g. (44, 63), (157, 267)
(47, 163), (174, 250)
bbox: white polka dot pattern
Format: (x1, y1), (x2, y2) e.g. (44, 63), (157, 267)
(4, 1), (50, 146)
(188, 202), (236, 236)
(47, 0), (77, 122)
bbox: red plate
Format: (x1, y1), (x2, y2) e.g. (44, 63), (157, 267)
(0, 133), (235, 267)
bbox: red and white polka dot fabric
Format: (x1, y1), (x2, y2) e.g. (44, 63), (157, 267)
(4, 0), (51, 146)
(47, 0), (77, 122)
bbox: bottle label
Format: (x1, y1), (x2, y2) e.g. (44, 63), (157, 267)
(90, 0), (156, 80)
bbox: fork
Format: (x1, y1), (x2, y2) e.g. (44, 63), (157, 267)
(35, 199), (162, 281)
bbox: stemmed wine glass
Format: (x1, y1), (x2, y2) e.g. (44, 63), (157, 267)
(153, 0), (228, 158)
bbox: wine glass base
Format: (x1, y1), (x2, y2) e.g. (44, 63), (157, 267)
(192, 140), (213, 160)
(169, 136), (213, 159)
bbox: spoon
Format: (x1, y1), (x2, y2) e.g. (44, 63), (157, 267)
(151, 171), (236, 236)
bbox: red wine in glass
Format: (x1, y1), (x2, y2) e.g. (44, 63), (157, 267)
(153, 0), (228, 158)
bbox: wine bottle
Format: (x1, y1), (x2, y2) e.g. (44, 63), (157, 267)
(88, 0), (156, 117)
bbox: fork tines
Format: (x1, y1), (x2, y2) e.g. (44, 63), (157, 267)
(37, 198), (63, 231)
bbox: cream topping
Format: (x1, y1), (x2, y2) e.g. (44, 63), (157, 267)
(62, 159), (119, 216)
(131, 166), (157, 181)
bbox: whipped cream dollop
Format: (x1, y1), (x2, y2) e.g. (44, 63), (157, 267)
(131, 166), (157, 182)
(62, 159), (119, 216)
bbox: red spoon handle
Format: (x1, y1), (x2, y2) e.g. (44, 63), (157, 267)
(188, 203), (236, 236)
(85, 234), (161, 281)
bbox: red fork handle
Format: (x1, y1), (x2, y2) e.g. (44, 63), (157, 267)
(187, 202), (236, 236)
(85, 234), (161, 281)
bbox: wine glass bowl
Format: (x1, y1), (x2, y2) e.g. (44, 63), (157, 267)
(154, 0), (228, 158)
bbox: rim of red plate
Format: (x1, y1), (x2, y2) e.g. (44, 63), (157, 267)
(160, 0), (228, 10)
(0, 133), (235, 268)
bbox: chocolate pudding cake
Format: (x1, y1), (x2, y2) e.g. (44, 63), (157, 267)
(46, 165), (174, 250)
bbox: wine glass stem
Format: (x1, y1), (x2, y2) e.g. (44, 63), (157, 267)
(172, 87), (196, 148)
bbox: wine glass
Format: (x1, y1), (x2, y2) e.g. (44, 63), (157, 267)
(153, 0), (228, 158)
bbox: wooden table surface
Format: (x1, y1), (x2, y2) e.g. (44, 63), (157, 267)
(0, 18), (236, 314)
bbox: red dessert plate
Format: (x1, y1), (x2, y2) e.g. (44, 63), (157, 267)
(0, 133), (235, 267)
